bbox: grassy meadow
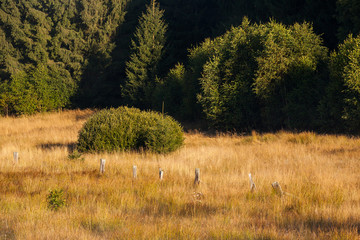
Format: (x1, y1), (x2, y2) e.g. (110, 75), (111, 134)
(0, 110), (359, 239)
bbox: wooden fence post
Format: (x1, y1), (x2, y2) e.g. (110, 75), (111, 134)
(271, 181), (284, 196)
(159, 168), (164, 180)
(99, 159), (106, 174)
(133, 165), (137, 179)
(194, 168), (200, 185)
(249, 173), (256, 192)
(13, 152), (19, 164)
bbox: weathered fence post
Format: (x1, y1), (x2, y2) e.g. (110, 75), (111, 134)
(249, 173), (256, 192)
(159, 168), (164, 180)
(99, 159), (106, 174)
(194, 168), (200, 185)
(13, 152), (19, 164)
(133, 165), (137, 179)
(271, 181), (284, 196)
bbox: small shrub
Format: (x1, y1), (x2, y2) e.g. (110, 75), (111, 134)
(68, 150), (84, 162)
(77, 107), (184, 153)
(47, 188), (66, 211)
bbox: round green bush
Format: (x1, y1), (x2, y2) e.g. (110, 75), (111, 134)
(77, 107), (184, 153)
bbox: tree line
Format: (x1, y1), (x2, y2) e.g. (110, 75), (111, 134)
(0, 0), (360, 133)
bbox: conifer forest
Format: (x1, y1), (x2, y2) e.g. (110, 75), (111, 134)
(1, 0), (360, 133)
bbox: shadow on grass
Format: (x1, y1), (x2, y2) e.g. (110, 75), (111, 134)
(305, 216), (360, 234)
(277, 215), (360, 235)
(141, 198), (219, 218)
(37, 142), (77, 152)
(178, 202), (219, 217)
(0, 170), (99, 180)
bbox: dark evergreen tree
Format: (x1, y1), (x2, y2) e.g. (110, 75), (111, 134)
(123, 0), (167, 109)
(74, 0), (128, 107)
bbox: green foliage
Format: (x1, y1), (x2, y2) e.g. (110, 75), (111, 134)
(0, 65), (75, 115)
(0, 0), (128, 112)
(0, 79), (13, 116)
(152, 63), (185, 118)
(182, 38), (218, 120)
(2, 0), (360, 134)
(47, 188), (66, 211)
(68, 150), (84, 162)
(197, 19), (263, 130)
(253, 21), (328, 129)
(123, 0), (167, 109)
(192, 19), (327, 130)
(77, 107), (184, 153)
(320, 34), (360, 132)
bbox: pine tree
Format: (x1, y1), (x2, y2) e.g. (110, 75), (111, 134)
(123, 0), (167, 109)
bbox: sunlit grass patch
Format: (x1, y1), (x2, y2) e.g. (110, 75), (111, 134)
(0, 110), (359, 239)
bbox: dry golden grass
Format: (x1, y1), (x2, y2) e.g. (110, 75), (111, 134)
(0, 110), (359, 239)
